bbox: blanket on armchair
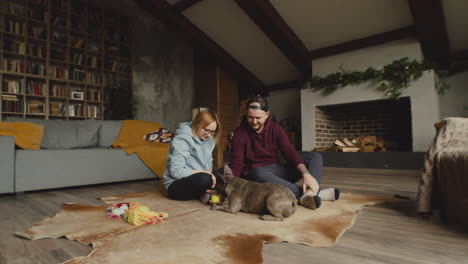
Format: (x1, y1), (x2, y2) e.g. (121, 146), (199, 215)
(0, 121), (44, 150)
(112, 120), (170, 178)
(417, 117), (468, 228)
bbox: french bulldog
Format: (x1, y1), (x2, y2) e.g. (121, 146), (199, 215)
(211, 165), (297, 221)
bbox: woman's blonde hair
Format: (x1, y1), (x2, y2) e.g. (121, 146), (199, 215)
(192, 110), (221, 143)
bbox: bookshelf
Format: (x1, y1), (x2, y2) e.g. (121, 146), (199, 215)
(0, 0), (132, 120)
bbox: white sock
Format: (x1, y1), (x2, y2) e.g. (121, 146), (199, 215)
(318, 188), (340, 201)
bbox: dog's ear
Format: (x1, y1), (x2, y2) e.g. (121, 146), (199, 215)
(223, 164), (233, 177)
(213, 168), (226, 186)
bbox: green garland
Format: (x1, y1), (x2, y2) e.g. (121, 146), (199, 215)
(302, 57), (468, 99)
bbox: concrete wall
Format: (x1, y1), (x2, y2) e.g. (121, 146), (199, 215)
(439, 71), (468, 119)
(131, 12), (194, 131)
(95, 0), (194, 131)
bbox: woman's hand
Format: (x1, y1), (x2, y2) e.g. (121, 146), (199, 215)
(191, 169), (216, 188)
(210, 173), (216, 188)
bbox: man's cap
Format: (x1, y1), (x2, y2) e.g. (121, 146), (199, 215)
(247, 95), (268, 112)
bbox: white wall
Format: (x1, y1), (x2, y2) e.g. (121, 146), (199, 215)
(439, 71), (468, 119)
(312, 38), (423, 77)
(268, 88), (301, 123)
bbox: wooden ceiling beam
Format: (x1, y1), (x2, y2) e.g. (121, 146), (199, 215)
(133, 0), (267, 96)
(266, 80), (301, 92)
(172, 0), (202, 13)
(235, 0), (312, 76)
(408, 0), (450, 67)
(309, 26), (416, 59)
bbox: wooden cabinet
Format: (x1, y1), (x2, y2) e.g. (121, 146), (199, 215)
(0, 0), (132, 120)
(194, 65), (239, 168)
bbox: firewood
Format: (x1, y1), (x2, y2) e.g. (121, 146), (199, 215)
(313, 147), (328, 152)
(360, 146), (375, 152)
(341, 147), (360, 152)
(360, 136), (377, 146)
(334, 139), (346, 147)
(342, 138), (355, 147)
(377, 139), (385, 148)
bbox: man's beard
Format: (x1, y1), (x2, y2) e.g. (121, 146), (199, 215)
(252, 124), (264, 132)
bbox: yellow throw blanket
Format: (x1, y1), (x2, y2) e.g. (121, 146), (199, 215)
(0, 121), (44, 150)
(112, 120), (170, 178)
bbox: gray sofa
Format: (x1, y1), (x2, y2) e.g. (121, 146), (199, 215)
(0, 118), (157, 194)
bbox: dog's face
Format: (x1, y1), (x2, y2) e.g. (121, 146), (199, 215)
(213, 165), (233, 193)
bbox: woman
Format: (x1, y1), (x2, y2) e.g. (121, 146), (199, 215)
(163, 110), (221, 201)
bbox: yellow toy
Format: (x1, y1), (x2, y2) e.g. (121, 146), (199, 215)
(123, 202), (168, 226)
(210, 194), (221, 204)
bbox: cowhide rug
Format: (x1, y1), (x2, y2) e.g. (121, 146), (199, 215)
(15, 183), (399, 264)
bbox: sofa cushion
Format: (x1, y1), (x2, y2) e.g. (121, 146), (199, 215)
(99, 120), (123, 147)
(4, 117), (100, 149)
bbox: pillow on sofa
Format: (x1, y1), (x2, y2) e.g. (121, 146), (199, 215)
(42, 119), (101, 149)
(99, 120), (124, 148)
(4, 117), (100, 149)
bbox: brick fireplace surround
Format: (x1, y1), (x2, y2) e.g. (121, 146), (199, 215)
(314, 97), (412, 151)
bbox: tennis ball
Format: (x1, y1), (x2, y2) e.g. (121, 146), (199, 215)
(211, 194), (221, 204)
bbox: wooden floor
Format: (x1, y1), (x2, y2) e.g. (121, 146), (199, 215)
(1, 167), (467, 264)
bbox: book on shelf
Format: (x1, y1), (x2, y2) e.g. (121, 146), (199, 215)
(1, 94), (19, 101)
(26, 100), (44, 114)
(87, 56), (98, 68)
(86, 72), (102, 85)
(26, 81), (46, 96)
(69, 104), (83, 117)
(48, 65), (68, 79)
(5, 21), (27, 36)
(103, 72), (117, 87)
(2, 59), (26, 73)
(72, 68), (86, 82)
(49, 102), (66, 116)
(86, 90), (102, 102)
(49, 84), (66, 97)
(27, 62), (46, 76)
(86, 105), (100, 118)
(3, 79), (25, 94)
(72, 53), (85, 65)
(1, 97), (22, 112)
(28, 44), (47, 58)
(4, 39), (26, 55)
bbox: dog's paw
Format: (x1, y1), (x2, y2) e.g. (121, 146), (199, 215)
(260, 214), (284, 221)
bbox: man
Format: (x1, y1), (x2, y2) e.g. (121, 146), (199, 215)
(229, 96), (339, 209)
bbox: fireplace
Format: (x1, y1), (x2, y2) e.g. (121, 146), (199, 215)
(314, 97), (412, 151)
(301, 70), (441, 152)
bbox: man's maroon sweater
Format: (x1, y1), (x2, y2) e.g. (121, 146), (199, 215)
(229, 117), (303, 177)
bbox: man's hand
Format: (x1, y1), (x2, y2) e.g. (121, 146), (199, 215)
(302, 173), (319, 195)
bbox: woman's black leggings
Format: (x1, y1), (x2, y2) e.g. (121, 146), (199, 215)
(167, 172), (213, 200)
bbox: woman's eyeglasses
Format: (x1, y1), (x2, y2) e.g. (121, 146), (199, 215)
(202, 128), (216, 136)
